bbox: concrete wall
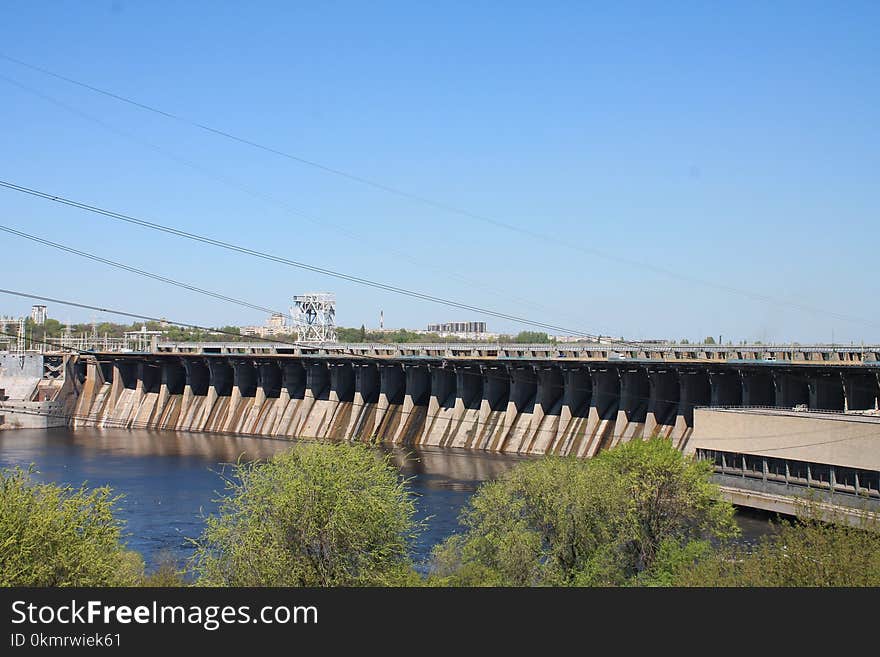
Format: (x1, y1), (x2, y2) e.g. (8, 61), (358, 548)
(0, 400), (67, 429)
(0, 353), (44, 401)
(688, 407), (880, 470)
(67, 354), (880, 459)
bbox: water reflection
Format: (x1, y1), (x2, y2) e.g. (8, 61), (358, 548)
(0, 428), (773, 572)
(0, 428), (525, 569)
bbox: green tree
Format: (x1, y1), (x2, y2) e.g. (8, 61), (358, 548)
(141, 550), (187, 587)
(189, 443), (421, 586)
(675, 513), (880, 587)
(335, 327), (362, 342)
(0, 466), (141, 586)
(430, 438), (737, 586)
(359, 324), (367, 341)
(513, 331), (549, 343)
(703, 336), (717, 344)
(42, 318), (63, 339)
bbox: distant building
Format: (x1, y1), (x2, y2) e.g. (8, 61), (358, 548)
(30, 305), (47, 325)
(124, 325), (164, 352)
(241, 312), (291, 339)
(427, 321), (487, 334)
(266, 313), (286, 331)
(550, 335), (618, 344)
(421, 321), (492, 340)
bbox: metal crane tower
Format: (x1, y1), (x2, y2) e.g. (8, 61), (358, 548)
(291, 293), (337, 342)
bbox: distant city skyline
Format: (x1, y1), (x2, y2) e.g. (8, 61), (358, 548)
(1, 2), (878, 343)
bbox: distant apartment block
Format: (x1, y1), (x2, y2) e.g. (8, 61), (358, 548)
(241, 313), (291, 338)
(427, 321), (487, 334)
(30, 305), (47, 325)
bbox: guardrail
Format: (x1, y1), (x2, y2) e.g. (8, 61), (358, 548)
(154, 341), (880, 353)
(148, 341), (880, 363)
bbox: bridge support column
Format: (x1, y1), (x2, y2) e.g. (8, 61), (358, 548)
(246, 361), (280, 435)
(259, 362), (281, 399)
(741, 369), (774, 406)
(374, 364), (404, 440)
(127, 363), (147, 428)
(479, 366), (509, 451)
(184, 359), (209, 395)
(278, 362), (306, 407)
(808, 373), (845, 411)
(290, 362), (331, 438)
(207, 359), (233, 396)
(160, 360), (185, 395)
(421, 366), (455, 446)
(271, 362), (304, 436)
(176, 359), (207, 430)
(305, 362), (330, 400)
(676, 371), (709, 451)
(233, 360), (257, 396)
(324, 363), (354, 440)
(110, 360), (136, 403)
(345, 363), (378, 439)
(580, 368), (619, 457)
(130, 362), (160, 428)
(644, 369), (679, 439)
(615, 369), (649, 446)
(224, 360), (257, 432)
(153, 360), (184, 429)
(196, 359), (232, 431)
(556, 367), (591, 456)
(393, 364), (429, 445)
(74, 359), (101, 425)
(528, 367), (564, 454)
(498, 366), (536, 453)
(449, 365), (483, 448)
(281, 362), (306, 397)
(329, 363), (354, 403)
(773, 370), (809, 408)
(709, 370), (742, 407)
(841, 372), (879, 411)
(102, 360), (137, 428)
(138, 362), (159, 396)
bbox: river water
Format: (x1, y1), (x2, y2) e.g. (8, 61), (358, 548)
(0, 428), (773, 573)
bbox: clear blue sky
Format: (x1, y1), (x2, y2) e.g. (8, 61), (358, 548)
(1, 1), (877, 342)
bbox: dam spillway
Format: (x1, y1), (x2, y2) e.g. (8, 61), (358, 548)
(63, 341), (880, 456)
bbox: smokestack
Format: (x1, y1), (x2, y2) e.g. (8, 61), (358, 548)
(380, 310), (384, 329)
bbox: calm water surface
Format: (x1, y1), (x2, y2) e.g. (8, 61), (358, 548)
(0, 428), (526, 570)
(0, 428), (773, 571)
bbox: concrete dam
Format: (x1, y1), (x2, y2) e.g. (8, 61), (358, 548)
(61, 341), (880, 458)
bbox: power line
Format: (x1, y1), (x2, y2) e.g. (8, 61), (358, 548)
(0, 225), (304, 325)
(0, 288), (322, 352)
(10, 219), (875, 410)
(1, 53), (876, 330)
(0, 179), (617, 341)
(0, 72), (593, 329)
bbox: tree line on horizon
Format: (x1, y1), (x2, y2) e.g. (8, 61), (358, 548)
(14, 315), (556, 346)
(8, 316), (850, 350)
